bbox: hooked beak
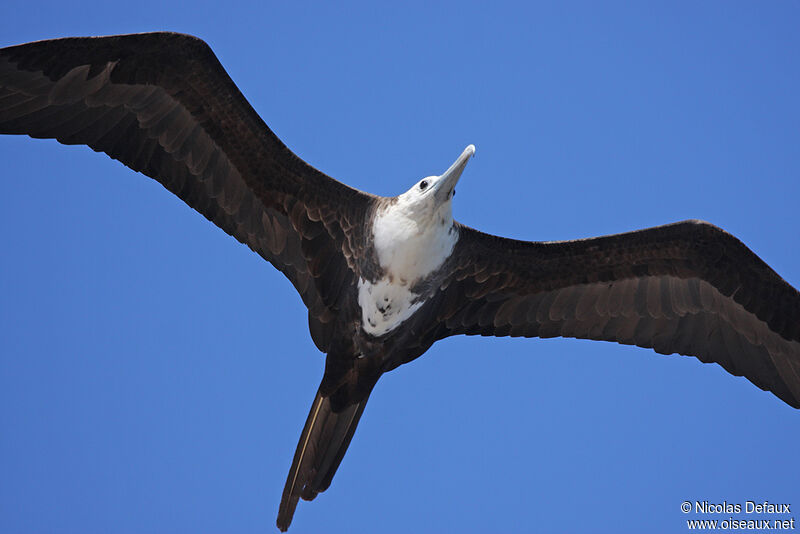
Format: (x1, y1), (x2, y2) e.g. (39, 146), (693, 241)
(434, 144), (475, 203)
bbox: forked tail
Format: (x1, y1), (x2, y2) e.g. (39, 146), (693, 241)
(276, 387), (371, 531)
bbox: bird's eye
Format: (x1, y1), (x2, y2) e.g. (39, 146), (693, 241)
(419, 180), (429, 190)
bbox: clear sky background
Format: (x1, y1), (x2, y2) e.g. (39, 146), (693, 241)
(1, 2), (799, 533)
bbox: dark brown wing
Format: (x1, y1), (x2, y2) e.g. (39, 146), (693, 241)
(437, 220), (800, 408)
(0, 33), (375, 351)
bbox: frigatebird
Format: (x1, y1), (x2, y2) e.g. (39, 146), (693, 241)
(1, 33), (798, 531)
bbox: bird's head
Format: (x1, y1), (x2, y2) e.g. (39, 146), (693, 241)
(393, 145), (475, 226)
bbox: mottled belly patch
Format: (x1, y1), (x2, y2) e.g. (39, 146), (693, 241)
(357, 278), (423, 337)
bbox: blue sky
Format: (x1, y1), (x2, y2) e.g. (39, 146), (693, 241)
(1, 2), (799, 533)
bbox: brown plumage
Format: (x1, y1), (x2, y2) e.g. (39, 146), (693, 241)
(1, 33), (798, 531)
(437, 222), (800, 407)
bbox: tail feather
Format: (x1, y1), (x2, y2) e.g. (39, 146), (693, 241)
(276, 388), (370, 531)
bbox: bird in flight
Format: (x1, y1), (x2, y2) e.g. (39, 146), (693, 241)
(1, 33), (798, 531)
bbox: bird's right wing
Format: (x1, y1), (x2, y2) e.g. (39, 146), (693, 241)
(0, 33), (375, 351)
(436, 220), (800, 408)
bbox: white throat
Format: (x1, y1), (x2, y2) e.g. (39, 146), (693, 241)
(358, 200), (459, 337)
(357, 144), (474, 337)
(372, 199), (458, 281)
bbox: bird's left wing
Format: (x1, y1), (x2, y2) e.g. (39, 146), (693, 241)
(0, 33), (375, 351)
(435, 220), (800, 408)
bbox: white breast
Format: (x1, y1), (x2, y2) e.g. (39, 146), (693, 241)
(358, 200), (459, 337)
(371, 201), (458, 280)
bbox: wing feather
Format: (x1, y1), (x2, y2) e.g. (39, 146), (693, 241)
(439, 220), (800, 407)
(0, 33), (377, 345)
